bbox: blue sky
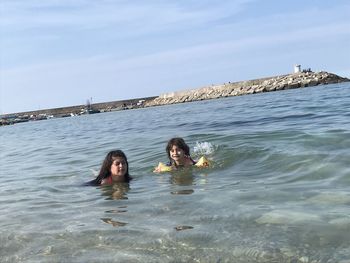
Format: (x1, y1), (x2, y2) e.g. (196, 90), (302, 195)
(1, 0), (349, 114)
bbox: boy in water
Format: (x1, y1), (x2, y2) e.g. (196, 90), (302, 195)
(154, 137), (195, 172)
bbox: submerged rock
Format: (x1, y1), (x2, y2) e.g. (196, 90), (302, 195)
(256, 210), (322, 225)
(328, 217), (350, 229)
(306, 192), (350, 205)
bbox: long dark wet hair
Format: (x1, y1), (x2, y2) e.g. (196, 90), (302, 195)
(166, 137), (193, 166)
(84, 150), (132, 186)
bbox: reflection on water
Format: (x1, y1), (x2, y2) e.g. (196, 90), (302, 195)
(100, 184), (130, 227)
(105, 207), (128, 213)
(169, 170), (195, 195)
(170, 172), (194, 186)
(100, 218), (127, 227)
(100, 182), (130, 200)
(171, 189), (194, 195)
(174, 225), (194, 231)
(166, 169), (210, 195)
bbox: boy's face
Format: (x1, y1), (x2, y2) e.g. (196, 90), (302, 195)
(170, 145), (186, 164)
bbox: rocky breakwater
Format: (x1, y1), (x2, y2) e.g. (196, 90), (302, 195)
(145, 71), (349, 107)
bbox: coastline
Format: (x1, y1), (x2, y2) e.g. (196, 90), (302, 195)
(1, 70), (349, 125)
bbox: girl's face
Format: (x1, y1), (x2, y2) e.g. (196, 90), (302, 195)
(169, 145), (186, 164)
(110, 157), (127, 179)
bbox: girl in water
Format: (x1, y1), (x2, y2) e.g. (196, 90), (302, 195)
(85, 150), (132, 186)
(154, 137), (196, 172)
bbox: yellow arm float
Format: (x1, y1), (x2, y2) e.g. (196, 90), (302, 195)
(155, 162), (172, 172)
(155, 156), (211, 172)
(195, 156), (210, 168)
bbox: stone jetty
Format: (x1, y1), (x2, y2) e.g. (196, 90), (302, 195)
(2, 70), (349, 126)
(145, 71), (350, 107)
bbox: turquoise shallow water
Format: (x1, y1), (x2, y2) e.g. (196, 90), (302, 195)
(1, 83), (350, 262)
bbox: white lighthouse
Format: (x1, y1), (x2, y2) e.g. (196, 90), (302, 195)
(294, 64), (301, 73)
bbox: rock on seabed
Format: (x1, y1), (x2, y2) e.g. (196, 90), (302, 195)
(145, 71), (350, 107)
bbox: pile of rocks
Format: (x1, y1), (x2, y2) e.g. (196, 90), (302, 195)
(145, 71), (349, 107)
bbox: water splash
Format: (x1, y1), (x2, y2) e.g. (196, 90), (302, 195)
(193, 141), (215, 156)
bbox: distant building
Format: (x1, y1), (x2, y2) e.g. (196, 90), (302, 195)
(294, 64), (301, 73)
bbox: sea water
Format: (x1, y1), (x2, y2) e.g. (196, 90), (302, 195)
(1, 82), (350, 262)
